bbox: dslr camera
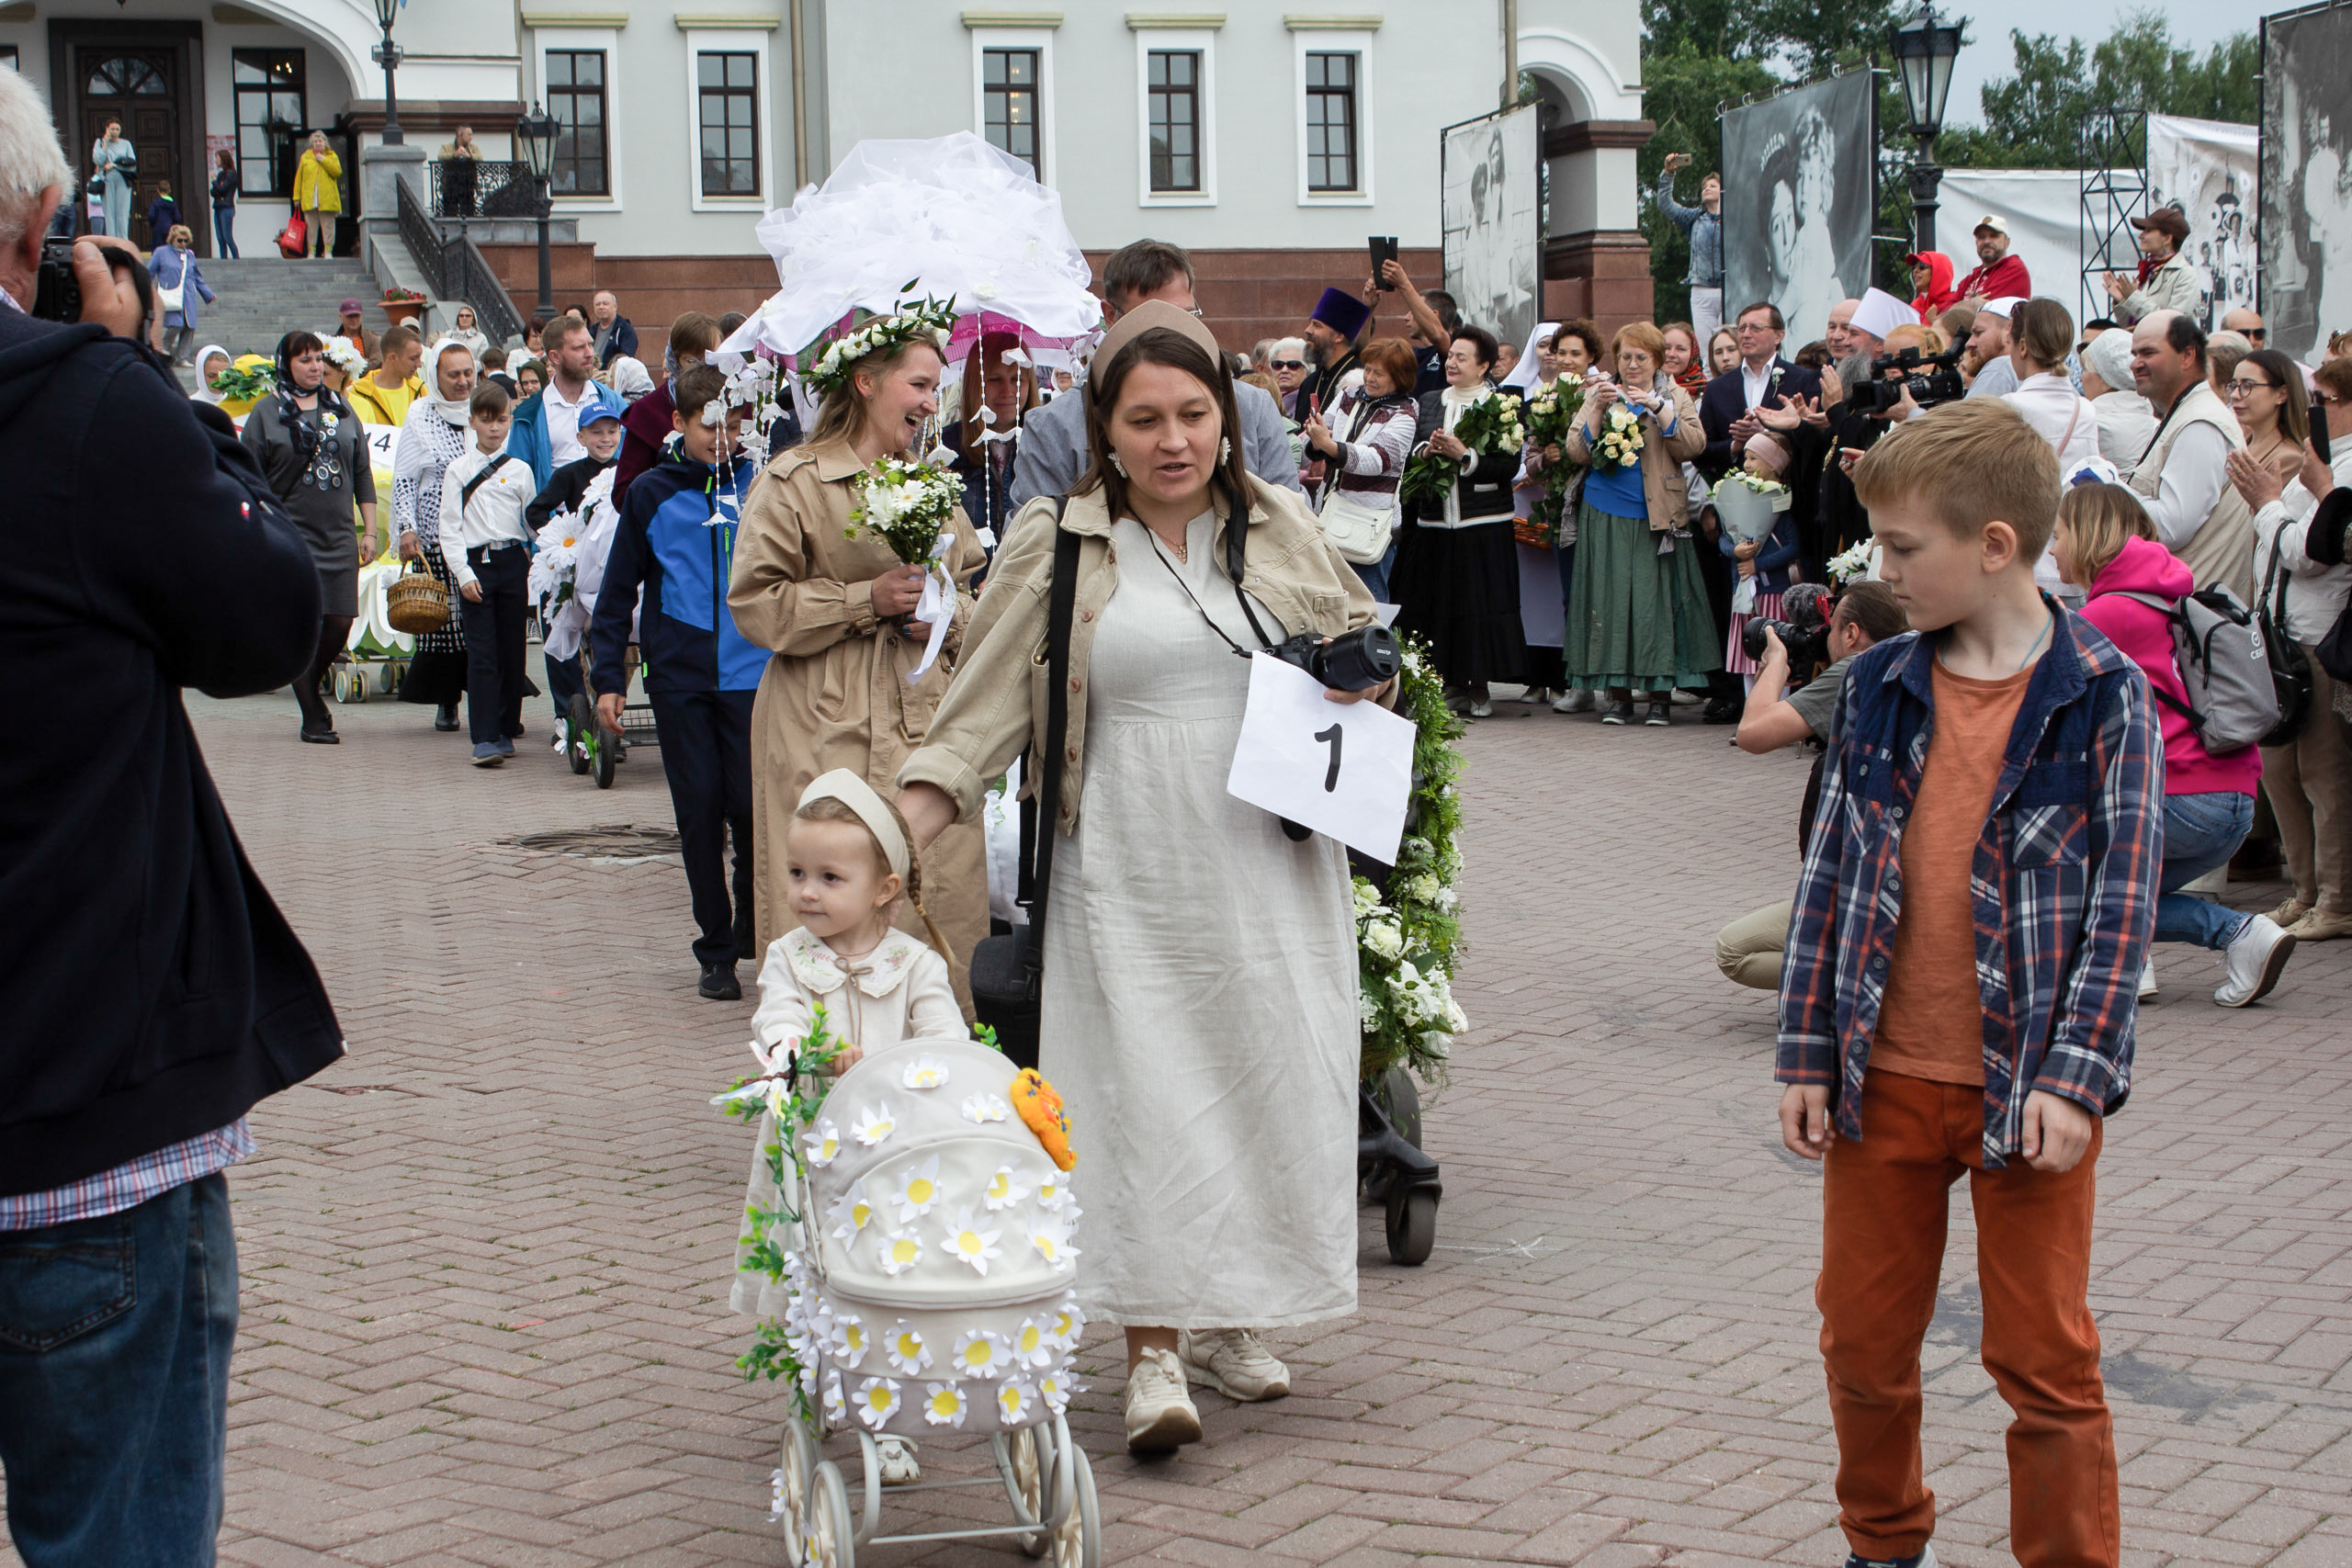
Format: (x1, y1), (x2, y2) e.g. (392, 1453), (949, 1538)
(1850, 344), (1966, 417)
(1742, 581), (1835, 668)
(1269, 624), (1400, 692)
(31, 236), (82, 322)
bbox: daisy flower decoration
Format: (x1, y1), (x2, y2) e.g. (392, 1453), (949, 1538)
(960, 1092), (1011, 1125)
(821, 1372), (846, 1425)
(876, 1227), (924, 1275)
(853, 1376), (901, 1429)
(1034, 1170), (1073, 1212)
(996, 1381), (1038, 1425)
(829, 1311), (868, 1368)
(885, 1320), (933, 1376)
(1045, 1296), (1085, 1350)
(1028, 1218), (1080, 1271)
(922, 1382), (967, 1428)
(942, 1207), (1005, 1275)
(982, 1164), (1031, 1212)
(1007, 1315), (1057, 1371)
(900, 1054), (951, 1090)
(952, 1327), (1012, 1380)
(801, 1120), (842, 1168)
(828, 1180), (875, 1243)
(850, 1103), (896, 1146)
(890, 1155), (944, 1224)
(1037, 1370), (1073, 1414)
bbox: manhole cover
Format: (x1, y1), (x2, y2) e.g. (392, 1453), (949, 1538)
(508, 824), (682, 862)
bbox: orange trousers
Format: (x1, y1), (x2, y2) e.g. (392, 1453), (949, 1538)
(1817, 1069), (2120, 1568)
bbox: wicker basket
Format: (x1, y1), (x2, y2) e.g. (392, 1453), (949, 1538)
(386, 557), (452, 635)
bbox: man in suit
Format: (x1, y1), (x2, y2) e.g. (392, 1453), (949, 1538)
(1698, 300), (1824, 482)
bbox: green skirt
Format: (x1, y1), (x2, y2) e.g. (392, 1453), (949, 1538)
(1561, 502), (1722, 692)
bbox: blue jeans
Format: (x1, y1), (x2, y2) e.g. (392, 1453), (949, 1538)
(1353, 538), (1397, 604)
(212, 206), (237, 258)
(0, 1173), (237, 1566)
(2154, 791), (2256, 950)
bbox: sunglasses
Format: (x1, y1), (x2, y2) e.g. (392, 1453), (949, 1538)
(1272, 359), (1307, 371)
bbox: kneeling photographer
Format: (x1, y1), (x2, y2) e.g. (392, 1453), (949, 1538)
(1715, 581), (1907, 989)
(0, 68), (341, 1565)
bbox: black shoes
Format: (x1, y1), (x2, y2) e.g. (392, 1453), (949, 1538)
(732, 916), (757, 965)
(1644, 702), (1671, 727)
(1702, 696), (1743, 725)
(698, 962), (741, 1000)
(434, 705), (460, 732)
(1600, 698), (1634, 725)
(300, 723), (339, 744)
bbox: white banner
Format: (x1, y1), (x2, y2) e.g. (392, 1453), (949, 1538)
(1933, 169), (2086, 321)
(2146, 114), (2257, 332)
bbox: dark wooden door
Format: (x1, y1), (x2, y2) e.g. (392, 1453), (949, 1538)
(78, 49), (179, 249)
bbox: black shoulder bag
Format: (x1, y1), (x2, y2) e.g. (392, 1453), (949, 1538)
(967, 501), (1079, 1070)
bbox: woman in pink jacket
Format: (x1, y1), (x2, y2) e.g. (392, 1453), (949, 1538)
(2052, 480), (2297, 1006)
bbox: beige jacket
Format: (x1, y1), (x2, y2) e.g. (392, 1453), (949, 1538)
(1559, 379), (1706, 531)
(728, 435), (991, 996)
(899, 475), (1378, 833)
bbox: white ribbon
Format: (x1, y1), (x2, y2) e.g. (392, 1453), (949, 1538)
(905, 529), (956, 683)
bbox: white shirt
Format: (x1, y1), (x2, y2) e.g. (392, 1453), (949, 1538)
(2089, 390), (2157, 478)
(436, 444), (536, 589)
(2006, 370), (2102, 598)
(2252, 447), (2352, 645)
(542, 376), (598, 467)
(1739, 358), (1775, 410)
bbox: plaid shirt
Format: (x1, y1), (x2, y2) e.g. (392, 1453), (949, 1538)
(1776, 607), (2161, 1168)
(0, 1120), (253, 1231)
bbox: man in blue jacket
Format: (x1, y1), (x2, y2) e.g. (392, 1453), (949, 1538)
(591, 364), (763, 999)
(506, 313), (618, 490)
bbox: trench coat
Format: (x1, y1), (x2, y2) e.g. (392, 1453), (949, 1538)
(727, 434), (990, 1009)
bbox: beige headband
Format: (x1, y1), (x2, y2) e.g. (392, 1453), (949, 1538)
(797, 769), (910, 878)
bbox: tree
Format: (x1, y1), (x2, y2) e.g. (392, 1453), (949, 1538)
(1634, 45), (1780, 322)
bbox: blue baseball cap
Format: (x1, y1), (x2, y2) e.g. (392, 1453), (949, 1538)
(581, 402), (624, 429)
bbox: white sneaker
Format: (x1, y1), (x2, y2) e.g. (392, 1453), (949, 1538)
(1124, 1346), (1203, 1452)
(1177, 1328), (1291, 1402)
(1553, 689), (1596, 714)
(549, 730), (567, 752)
(2215, 915), (2295, 1008)
(2137, 958), (2157, 1000)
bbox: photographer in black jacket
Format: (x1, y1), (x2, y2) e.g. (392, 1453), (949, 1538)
(0, 68), (342, 1567)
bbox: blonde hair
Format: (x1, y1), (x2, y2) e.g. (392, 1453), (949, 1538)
(1851, 397), (2060, 560)
(2054, 483), (2155, 586)
(792, 794), (948, 958)
(166, 223), (193, 246)
(810, 338), (945, 449)
(1882, 322), (1947, 355)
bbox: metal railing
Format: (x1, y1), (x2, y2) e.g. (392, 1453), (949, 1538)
(426, 159), (542, 220)
(395, 175), (527, 348)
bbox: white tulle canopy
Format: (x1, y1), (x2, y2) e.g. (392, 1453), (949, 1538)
(720, 132), (1101, 363)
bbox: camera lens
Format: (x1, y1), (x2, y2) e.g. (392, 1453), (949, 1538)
(1311, 625), (1402, 691)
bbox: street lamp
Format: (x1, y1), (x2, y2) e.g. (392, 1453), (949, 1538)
(514, 102), (559, 324)
(1888, 4), (1962, 257)
(369, 0), (405, 147)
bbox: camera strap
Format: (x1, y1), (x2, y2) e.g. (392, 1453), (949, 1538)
(1012, 499), (1080, 988)
(1143, 496), (1278, 659)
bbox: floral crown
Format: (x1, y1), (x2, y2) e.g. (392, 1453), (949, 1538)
(804, 293), (957, 398)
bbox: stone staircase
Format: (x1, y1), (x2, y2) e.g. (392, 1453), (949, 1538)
(171, 254), (396, 385)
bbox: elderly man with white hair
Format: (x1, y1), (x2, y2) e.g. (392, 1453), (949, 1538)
(0, 63), (342, 1567)
(2079, 328), (2156, 475)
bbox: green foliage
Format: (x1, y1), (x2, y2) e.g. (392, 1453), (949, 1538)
(1357, 637), (1467, 1087)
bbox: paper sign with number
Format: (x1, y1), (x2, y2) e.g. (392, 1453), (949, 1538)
(1225, 652), (1415, 863)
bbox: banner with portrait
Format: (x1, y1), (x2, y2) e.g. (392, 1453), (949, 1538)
(1719, 72), (1876, 346)
(1440, 105), (1540, 354)
(2146, 114), (2256, 332)
(2260, 0), (2352, 360)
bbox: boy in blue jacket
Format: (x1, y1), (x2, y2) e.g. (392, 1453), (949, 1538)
(590, 364), (763, 999)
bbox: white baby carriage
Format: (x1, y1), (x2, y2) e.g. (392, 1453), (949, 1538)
(735, 1027), (1100, 1567)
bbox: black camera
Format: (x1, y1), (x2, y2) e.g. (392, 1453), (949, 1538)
(1851, 344), (1966, 416)
(1270, 624), (1401, 691)
(31, 236), (81, 323)
(1742, 580), (1836, 667)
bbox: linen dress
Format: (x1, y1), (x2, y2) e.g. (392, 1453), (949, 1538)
(1039, 512), (1360, 1330)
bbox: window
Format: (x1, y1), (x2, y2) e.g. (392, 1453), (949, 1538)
(696, 51), (758, 197)
(1304, 51), (1358, 192)
(1148, 50), (1200, 193)
(0, 47), (19, 72)
(545, 49), (607, 197)
(982, 48), (1040, 176)
(232, 50), (304, 198)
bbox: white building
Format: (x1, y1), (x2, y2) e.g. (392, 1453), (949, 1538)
(6, 0), (1653, 342)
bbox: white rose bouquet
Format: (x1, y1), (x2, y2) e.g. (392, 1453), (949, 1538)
(1356, 637), (1469, 1086)
(1592, 400), (1645, 470)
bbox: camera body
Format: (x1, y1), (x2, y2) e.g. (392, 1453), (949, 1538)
(1269, 624), (1401, 691)
(31, 236), (81, 323)
(1851, 344), (1965, 416)
(1741, 580), (1836, 667)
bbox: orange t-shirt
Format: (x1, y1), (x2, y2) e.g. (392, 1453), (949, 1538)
(1871, 659), (2034, 1087)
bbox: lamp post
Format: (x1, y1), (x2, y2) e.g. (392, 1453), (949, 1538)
(369, 0), (405, 146)
(1888, 4), (1962, 257)
(514, 102), (558, 324)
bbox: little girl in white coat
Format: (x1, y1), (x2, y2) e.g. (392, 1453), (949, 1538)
(728, 769), (962, 1482)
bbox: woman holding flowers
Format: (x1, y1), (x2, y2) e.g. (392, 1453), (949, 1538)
(728, 306), (989, 1007)
(1559, 321), (1713, 726)
(1393, 326), (1525, 717)
(898, 302), (1383, 1456)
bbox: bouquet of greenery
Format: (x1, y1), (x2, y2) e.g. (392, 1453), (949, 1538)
(1357, 634), (1469, 1086)
(209, 362), (273, 402)
(1591, 400), (1645, 470)
(1397, 389), (1525, 513)
(1519, 378), (1587, 546)
(845, 454), (963, 566)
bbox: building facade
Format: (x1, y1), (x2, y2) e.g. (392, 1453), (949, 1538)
(6, 0), (1651, 344)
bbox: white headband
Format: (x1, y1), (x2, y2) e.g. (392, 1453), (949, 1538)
(797, 769), (910, 878)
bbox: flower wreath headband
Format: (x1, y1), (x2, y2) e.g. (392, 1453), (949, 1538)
(803, 290), (958, 400)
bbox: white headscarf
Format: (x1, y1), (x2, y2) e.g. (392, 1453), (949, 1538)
(606, 355), (654, 401)
(1500, 321), (1561, 392)
(190, 344), (231, 403)
(424, 337), (477, 426)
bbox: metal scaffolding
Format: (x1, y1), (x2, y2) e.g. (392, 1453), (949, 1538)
(2080, 109), (2149, 327)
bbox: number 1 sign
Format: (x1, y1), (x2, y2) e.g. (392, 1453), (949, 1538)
(1225, 652), (1416, 863)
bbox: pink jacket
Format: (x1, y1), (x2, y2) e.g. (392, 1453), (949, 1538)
(2076, 535), (2261, 797)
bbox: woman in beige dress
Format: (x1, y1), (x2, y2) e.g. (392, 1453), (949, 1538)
(727, 316), (989, 1004)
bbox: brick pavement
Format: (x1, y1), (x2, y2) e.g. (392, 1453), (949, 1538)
(9, 683), (2352, 1568)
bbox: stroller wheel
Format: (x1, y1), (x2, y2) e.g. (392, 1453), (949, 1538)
(594, 727), (616, 788)
(777, 1416), (818, 1563)
(565, 694), (593, 776)
(1385, 1184), (1438, 1267)
(1054, 1440), (1100, 1568)
(807, 1459), (856, 1568)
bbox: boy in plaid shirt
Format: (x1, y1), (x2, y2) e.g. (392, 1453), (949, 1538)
(1777, 399), (2161, 1568)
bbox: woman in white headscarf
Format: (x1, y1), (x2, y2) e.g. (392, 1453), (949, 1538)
(605, 354), (655, 404)
(1501, 321), (1566, 704)
(391, 338), (478, 730)
(189, 344), (232, 404)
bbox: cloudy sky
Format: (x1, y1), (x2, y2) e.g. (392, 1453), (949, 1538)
(1939, 0), (2253, 127)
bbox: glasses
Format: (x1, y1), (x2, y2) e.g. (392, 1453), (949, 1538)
(2227, 378), (2278, 395)
(2248, 329), (2267, 343)
(1271, 359), (1306, 371)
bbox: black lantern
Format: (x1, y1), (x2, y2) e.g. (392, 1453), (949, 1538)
(1888, 5), (1963, 256)
(369, 0), (405, 146)
(514, 102), (559, 323)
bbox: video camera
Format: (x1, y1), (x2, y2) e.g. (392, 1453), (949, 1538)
(1741, 581), (1835, 667)
(1850, 344), (1966, 417)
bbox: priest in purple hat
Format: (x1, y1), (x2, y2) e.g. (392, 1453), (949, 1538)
(1299, 286), (1372, 413)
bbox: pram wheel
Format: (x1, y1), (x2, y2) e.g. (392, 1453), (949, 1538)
(1056, 1440), (1100, 1568)
(1385, 1184), (1438, 1266)
(1004, 1427), (1050, 1556)
(594, 721), (616, 788)
(806, 1458), (855, 1568)
(564, 694), (593, 776)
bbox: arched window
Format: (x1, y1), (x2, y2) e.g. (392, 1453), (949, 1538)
(86, 56), (168, 98)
